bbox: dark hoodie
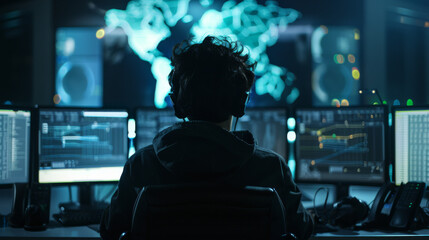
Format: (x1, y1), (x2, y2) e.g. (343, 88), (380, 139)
(100, 121), (313, 240)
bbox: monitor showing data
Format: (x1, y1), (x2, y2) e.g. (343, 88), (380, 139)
(136, 108), (181, 150)
(236, 108), (287, 158)
(0, 108), (31, 185)
(295, 106), (386, 184)
(395, 107), (429, 186)
(136, 108), (287, 157)
(38, 108), (128, 183)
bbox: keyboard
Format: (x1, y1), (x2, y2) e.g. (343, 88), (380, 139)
(53, 208), (104, 226)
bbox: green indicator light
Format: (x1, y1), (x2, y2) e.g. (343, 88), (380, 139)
(383, 100), (387, 105)
(332, 134), (336, 138)
(407, 99), (414, 106)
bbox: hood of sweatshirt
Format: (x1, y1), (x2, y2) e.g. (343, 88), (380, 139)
(152, 121), (256, 179)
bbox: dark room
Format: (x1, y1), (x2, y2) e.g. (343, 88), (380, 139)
(1, 0), (429, 239)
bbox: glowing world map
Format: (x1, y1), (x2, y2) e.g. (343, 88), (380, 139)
(105, 0), (300, 108)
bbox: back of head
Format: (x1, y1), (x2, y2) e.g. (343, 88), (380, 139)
(169, 36), (256, 122)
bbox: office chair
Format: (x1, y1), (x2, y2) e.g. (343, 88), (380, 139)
(120, 184), (296, 240)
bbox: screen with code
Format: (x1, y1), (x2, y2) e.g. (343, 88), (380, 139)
(38, 108), (128, 183)
(395, 108), (429, 186)
(0, 109), (31, 184)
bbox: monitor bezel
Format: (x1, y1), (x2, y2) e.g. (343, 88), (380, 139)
(392, 105), (429, 186)
(35, 106), (130, 186)
(0, 105), (35, 188)
(293, 105), (389, 186)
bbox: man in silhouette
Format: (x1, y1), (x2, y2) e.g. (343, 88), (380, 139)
(100, 36), (313, 240)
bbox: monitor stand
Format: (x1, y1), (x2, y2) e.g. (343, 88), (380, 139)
(335, 183), (350, 201)
(8, 183), (27, 227)
(59, 184), (108, 212)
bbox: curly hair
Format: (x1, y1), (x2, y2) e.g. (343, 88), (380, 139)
(168, 36), (256, 122)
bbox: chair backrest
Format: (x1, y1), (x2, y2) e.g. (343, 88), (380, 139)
(129, 184), (287, 240)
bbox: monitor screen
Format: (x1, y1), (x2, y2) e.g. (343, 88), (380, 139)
(55, 27), (103, 107)
(394, 107), (429, 186)
(136, 108), (287, 156)
(295, 106), (386, 184)
(0, 108), (31, 185)
(38, 108), (128, 184)
(236, 108), (287, 158)
(135, 108), (181, 150)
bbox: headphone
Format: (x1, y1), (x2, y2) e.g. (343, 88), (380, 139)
(328, 196), (369, 228)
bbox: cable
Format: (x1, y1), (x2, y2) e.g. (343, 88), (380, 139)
(313, 187), (330, 222)
(68, 186), (73, 202)
(233, 116), (239, 131)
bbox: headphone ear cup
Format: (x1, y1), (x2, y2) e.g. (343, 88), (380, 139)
(170, 92), (188, 119)
(169, 69), (187, 119)
(173, 106), (187, 119)
(169, 92), (176, 104)
(231, 92), (249, 118)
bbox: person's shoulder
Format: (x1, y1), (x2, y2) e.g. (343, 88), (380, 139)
(252, 146), (293, 185)
(126, 145), (158, 178)
(128, 145), (156, 164)
(253, 146), (285, 162)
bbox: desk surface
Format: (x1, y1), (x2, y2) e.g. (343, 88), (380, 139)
(2, 225), (429, 240)
(0, 225), (100, 240)
(312, 228), (429, 239)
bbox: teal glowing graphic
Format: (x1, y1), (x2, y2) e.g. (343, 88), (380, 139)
(199, 0), (213, 7)
(287, 117), (296, 130)
(105, 0), (190, 108)
(192, 0), (300, 102)
(105, 0), (300, 108)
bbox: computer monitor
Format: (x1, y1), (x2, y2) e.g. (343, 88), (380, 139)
(0, 107), (31, 185)
(135, 108), (181, 151)
(295, 106), (387, 199)
(236, 108), (287, 158)
(394, 106), (429, 186)
(136, 108), (287, 157)
(37, 108), (128, 184)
